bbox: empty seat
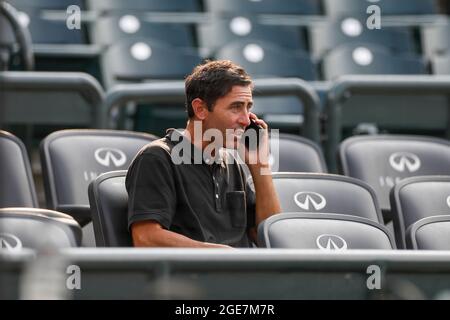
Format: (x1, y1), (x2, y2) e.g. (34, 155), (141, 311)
(323, 0), (438, 17)
(391, 175), (450, 248)
(198, 16), (307, 53)
(268, 173), (383, 223)
(339, 135), (450, 217)
(322, 44), (427, 80)
(205, 0), (321, 15)
(0, 1), (34, 71)
(310, 17), (416, 58)
(87, 0), (201, 13)
(406, 215), (450, 250)
(101, 38), (202, 86)
(422, 24), (450, 57)
(0, 131), (38, 208)
(88, 170), (129, 247)
(14, 8), (86, 45)
(7, 0), (85, 11)
(216, 40), (316, 80)
(91, 15), (195, 48)
(0, 208), (81, 250)
(257, 212), (395, 249)
(431, 54), (450, 75)
(40, 129), (157, 226)
(269, 134), (327, 173)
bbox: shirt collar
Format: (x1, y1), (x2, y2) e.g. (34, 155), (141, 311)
(166, 128), (224, 167)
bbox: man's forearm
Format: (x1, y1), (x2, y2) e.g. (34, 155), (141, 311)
(132, 223), (231, 248)
(249, 167), (282, 227)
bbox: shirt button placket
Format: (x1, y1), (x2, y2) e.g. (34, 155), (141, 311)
(213, 171), (221, 212)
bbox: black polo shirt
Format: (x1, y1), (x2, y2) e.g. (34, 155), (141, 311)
(126, 129), (256, 247)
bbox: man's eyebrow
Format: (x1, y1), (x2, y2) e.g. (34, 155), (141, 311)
(230, 101), (253, 106)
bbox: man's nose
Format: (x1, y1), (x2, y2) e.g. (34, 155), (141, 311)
(239, 111), (251, 127)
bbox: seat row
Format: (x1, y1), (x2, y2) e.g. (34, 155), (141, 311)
(1, 129), (450, 250)
(5, 0), (444, 16)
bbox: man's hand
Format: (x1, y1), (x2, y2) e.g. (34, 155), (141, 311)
(241, 113), (271, 176)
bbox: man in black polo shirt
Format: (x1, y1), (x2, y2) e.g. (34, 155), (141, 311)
(126, 60), (281, 248)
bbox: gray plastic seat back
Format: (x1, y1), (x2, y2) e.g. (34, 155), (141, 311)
(92, 15), (195, 48)
(216, 40), (316, 80)
(270, 173), (383, 223)
(391, 176), (450, 248)
(40, 130), (157, 223)
(0, 208), (81, 250)
(102, 39), (202, 84)
(406, 215), (450, 250)
(270, 134), (326, 173)
(432, 54), (450, 75)
(205, 0), (321, 15)
(198, 16), (307, 52)
(258, 212), (395, 249)
(0, 131), (37, 207)
(422, 25), (450, 57)
(323, 44), (426, 80)
(88, 171), (130, 247)
(87, 0), (200, 13)
(339, 135), (450, 215)
(323, 0), (438, 17)
(311, 17), (416, 58)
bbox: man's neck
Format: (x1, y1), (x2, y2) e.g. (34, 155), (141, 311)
(185, 119), (218, 158)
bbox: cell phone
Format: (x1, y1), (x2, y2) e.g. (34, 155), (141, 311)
(243, 119), (263, 150)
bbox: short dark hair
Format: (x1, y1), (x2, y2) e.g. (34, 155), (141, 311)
(185, 60), (253, 118)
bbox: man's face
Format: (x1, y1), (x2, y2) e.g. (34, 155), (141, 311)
(203, 85), (253, 149)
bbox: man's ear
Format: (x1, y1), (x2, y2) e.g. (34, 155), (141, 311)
(191, 98), (209, 120)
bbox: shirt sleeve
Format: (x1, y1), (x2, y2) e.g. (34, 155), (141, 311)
(126, 150), (176, 230)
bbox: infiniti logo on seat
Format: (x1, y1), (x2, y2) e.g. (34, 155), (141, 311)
(316, 234), (348, 251)
(0, 233), (22, 252)
(294, 192), (327, 211)
(94, 148), (127, 167)
(388, 152), (421, 173)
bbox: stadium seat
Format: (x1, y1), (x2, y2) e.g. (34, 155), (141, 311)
(91, 15), (196, 48)
(323, 0), (439, 17)
(87, 0), (201, 13)
(6, 0), (85, 11)
(0, 207), (82, 250)
(322, 44), (427, 80)
(325, 75), (450, 173)
(431, 54), (450, 74)
(88, 170), (129, 247)
(406, 215), (450, 250)
(268, 173), (383, 223)
(205, 0), (321, 15)
(0, 71), (105, 135)
(391, 176), (450, 248)
(422, 24), (450, 57)
(269, 134), (327, 173)
(39, 129), (157, 229)
(257, 212), (395, 249)
(197, 16), (307, 53)
(101, 38), (203, 86)
(216, 40), (316, 80)
(0, 130), (38, 208)
(339, 135), (450, 218)
(310, 17), (416, 58)
(0, 1), (34, 71)
(13, 8), (86, 45)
